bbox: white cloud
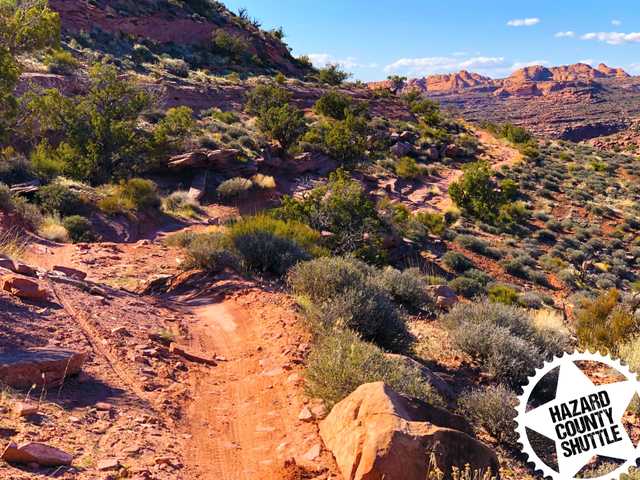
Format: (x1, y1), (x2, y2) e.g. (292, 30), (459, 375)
(612, 19), (622, 26)
(628, 63), (640, 74)
(383, 56), (507, 76)
(507, 17), (540, 27)
(510, 60), (550, 70)
(581, 31), (640, 45)
(555, 31), (575, 38)
(579, 58), (594, 65)
(306, 53), (377, 69)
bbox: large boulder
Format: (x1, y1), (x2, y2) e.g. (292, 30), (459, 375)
(0, 275), (49, 301)
(320, 382), (499, 480)
(0, 348), (87, 388)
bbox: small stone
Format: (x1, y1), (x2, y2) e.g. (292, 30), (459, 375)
(97, 458), (120, 471)
(111, 326), (129, 336)
(14, 402), (38, 417)
(95, 402), (113, 412)
(298, 406), (313, 422)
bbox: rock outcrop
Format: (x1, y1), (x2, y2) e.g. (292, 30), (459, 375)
(2, 442), (73, 467)
(0, 348), (87, 388)
(320, 382), (499, 480)
(0, 275), (49, 301)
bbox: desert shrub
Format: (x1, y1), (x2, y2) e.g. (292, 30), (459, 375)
(376, 267), (432, 310)
(0, 183), (13, 211)
(38, 214), (69, 242)
(233, 230), (308, 275)
(395, 156), (422, 179)
(184, 232), (238, 271)
(256, 103), (306, 150)
(62, 215), (94, 243)
(152, 106), (195, 153)
(229, 215), (326, 258)
(163, 229), (198, 248)
(36, 183), (85, 216)
(0, 149), (32, 184)
(212, 30), (249, 60)
(445, 300), (568, 387)
(443, 251), (473, 273)
(162, 191), (202, 218)
(305, 327), (442, 408)
(305, 114), (368, 163)
(288, 256), (408, 349)
(244, 84), (290, 115)
(217, 177), (253, 198)
(11, 196), (43, 229)
(317, 63), (350, 85)
(25, 64), (154, 184)
(535, 229), (557, 244)
(274, 169), (385, 262)
(449, 276), (484, 298)
(458, 385), (518, 444)
(518, 291), (543, 309)
(208, 109), (239, 124)
(449, 161), (514, 223)
(314, 90), (352, 120)
(501, 257), (527, 278)
(251, 174), (276, 189)
(121, 178), (160, 210)
(575, 289), (638, 354)
(162, 57), (189, 77)
(0, 227), (27, 259)
(488, 284), (519, 305)
(132, 44), (154, 63)
(29, 141), (65, 180)
(415, 211), (447, 236)
(44, 49), (79, 74)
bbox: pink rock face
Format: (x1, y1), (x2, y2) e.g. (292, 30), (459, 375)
(2, 442), (73, 467)
(53, 265), (87, 280)
(320, 382), (499, 480)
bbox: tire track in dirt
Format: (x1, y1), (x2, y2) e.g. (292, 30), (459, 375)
(181, 290), (336, 480)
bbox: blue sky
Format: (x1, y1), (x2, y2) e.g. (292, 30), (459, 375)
(223, 0), (640, 81)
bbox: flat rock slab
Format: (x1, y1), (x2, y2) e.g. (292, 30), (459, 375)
(0, 348), (87, 389)
(2, 442), (73, 467)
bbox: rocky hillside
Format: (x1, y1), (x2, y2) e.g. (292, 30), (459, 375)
(370, 63), (640, 142)
(50, 0), (311, 77)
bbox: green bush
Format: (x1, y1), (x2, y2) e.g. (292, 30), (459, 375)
(488, 284), (519, 305)
(44, 49), (79, 75)
(212, 30), (249, 61)
(245, 84), (291, 115)
(217, 177), (253, 198)
(0, 149), (32, 185)
(317, 63), (350, 85)
(233, 230), (309, 275)
(36, 182), (85, 216)
(184, 232), (238, 271)
(256, 103), (307, 150)
(229, 215), (326, 258)
(162, 57), (190, 77)
(121, 178), (161, 210)
(10, 196), (43, 229)
(274, 169), (385, 262)
(314, 90), (352, 120)
(153, 106), (195, 154)
(305, 327), (442, 408)
(62, 215), (94, 243)
(458, 385), (518, 444)
(415, 211), (447, 236)
(395, 156), (422, 179)
(575, 289), (638, 355)
(443, 251), (474, 273)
